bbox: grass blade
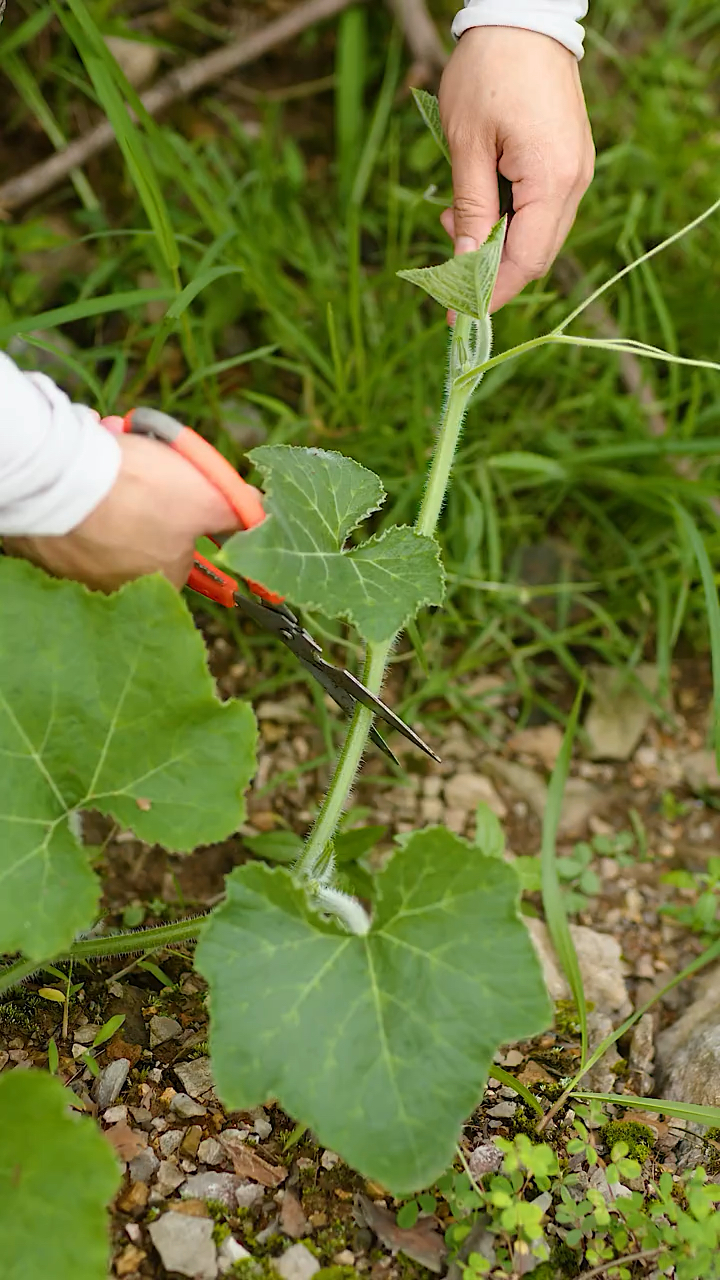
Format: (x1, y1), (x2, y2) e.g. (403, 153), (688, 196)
(335, 6), (367, 206)
(540, 684), (587, 1064)
(491, 1064), (544, 1116)
(0, 287), (172, 342)
(673, 501), (720, 766)
(574, 1091), (720, 1129)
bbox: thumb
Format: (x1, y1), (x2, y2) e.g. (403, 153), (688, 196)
(449, 136), (501, 253)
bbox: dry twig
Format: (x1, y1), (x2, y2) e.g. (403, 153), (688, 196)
(0, 0), (359, 213)
(385, 0), (448, 81)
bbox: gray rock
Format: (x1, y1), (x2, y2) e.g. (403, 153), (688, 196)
(198, 1138), (224, 1166)
(526, 918), (631, 1019)
(236, 1182), (265, 1209)
(103, 1104), (127, 1125)
(589, 1166), (632, 1205)
(160, 1129), (184, 1157)
(468, 1142), (503, 1179)
(252, 1111), (273, 1140)
(584, 663), (658, 761)
(273, 1243), (320, 1280)
(150, 1015), (182, 1048)
(170, 1092), (207, 1118)
(155, 1160), (186, 1197)
(94, 1057), (130, 1110)
(584, 1012), (623, 1094)
(73, 1024), (100, 1045)
(218, 1235), (251, 1274)
(483, 758), (605, 836)
(148, 1211), (217, 1279)
(129, 1147), (160, 1184)
(682, 750), (720, 794)
(104, 35), (160, 89)
(182, 1173), (241, 1211)
(443, 772), (507, 817)
(175, 1057), (215, 1100)
(487, 1101), (517, 1119)
(629, 1012), (655, 1096)
(657, 968), (720, 1109)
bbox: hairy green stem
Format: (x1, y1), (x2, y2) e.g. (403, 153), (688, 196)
(0, 918), (207, 994)
(295, 316), (478, 886)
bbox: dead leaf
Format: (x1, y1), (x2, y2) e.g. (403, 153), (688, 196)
(116, 1180), (149, 1214)
(115, 1243), (147, 1276)
(220, 1136), (286, 1186)
(517, 1061), (554, 1087)
(105, 1038), (142, 1067)
(280, 1190), (309, 1238)
(173, 1199), (211, 1218)
(355, 1193), (447, 1274)
(105, 1123), (147, 1162)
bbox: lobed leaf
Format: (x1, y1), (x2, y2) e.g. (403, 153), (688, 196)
(222, 446), (444, 642)
(0, 560), (257, 958)
(398, 221), (505, 320)
(196, 826), (550, 1194)
(0, 1070), (120, 1280)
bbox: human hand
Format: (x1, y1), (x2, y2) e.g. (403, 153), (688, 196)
(438, 26), (595, 311)
(4, 432), (243, 592)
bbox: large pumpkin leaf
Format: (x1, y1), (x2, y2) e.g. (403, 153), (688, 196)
(0, 1070), (120, 1280)
(196, 826), (550, 1193)
(221, 446), (444, 643)
(398, 220), (505, 320)
(0, 560), (257, 957)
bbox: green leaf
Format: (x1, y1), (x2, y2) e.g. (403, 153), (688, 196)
(410, 89), (450, 163)
(335, 825), (387, 864)
(244, 831), (303, 865)
(398, 222), (505, 320)
(92, 1014), (125, 1048)
(196, 826), (550, 1193)
(574, 1091), (720, 1129)
(0, 1070), (120, 1280)
(222, 446), (444, 642)
(474, 803), (505, 858)
(0, 561), (257, 958)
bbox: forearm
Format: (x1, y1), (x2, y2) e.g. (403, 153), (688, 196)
(0, 352), (120, 536)
(452, 1), (589, 59)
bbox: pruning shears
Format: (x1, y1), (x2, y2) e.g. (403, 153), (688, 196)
(123, 407), (439, 764)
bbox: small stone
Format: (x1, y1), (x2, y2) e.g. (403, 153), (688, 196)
(73, 1024), (100, 1045)
(160, 1129), (184, 1157)
(468, 1142), (503, 1178)
(309, 1212), (327, 1228)
(156, 1160), (186, 1197)
(256, 695), (309, 724)
(198, 1138), (224, 1166)
(320, 1149), (340, 1170)
(444, 808), (468, 834)
(94, 1057), (130, 1110)
(273, 1242), (320, 1280)
(525, 918), (631, 1019)
(443, 772), (507, 817)
(333, 1251), (355, 1266)
(629, 1012), (655, 1084)
(503, 1049), (524, 1068)
(420, 797), (444, 824)
(588, 1166), (633, 1205)
(115, 1242), (147, 1276)
(507, 724), (564, 771)
(656, 970), (720, 1109)
(253, 1113), (273, 1141)
(517, 1061), (554, 1087)
(584, 1012), (624, 1094)
(280, 1190), (310, 1238)
(129, 1147), (160, 1184)
(683, 750), (720, 794)
(148, 1211), (217, 1279)
(183, 1173), (242, 1211)
(181, 1125), (203, 1158)
(104, 35), (160, 88)
(236, 1182), (265, 1209)
(487, 1101), (516, 1119)
(175, 1057), (215, 1100)
(584, 664), (659, 762)
(125, 1223), (141, 1243)
(218, 1235), (251, 1274)
(170, 1093), (207, 1119)
(103, 1105), (128, 1125)
(150, 1015), (183, 1048)
(117, 1180), (150, 1214)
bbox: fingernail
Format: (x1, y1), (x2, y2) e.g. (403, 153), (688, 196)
(455, 236), (477, 255)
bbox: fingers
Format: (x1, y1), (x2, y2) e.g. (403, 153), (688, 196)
(446, 130), (501, 255)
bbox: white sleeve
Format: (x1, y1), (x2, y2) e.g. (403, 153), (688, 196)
(0, 351), (121, 536)
(452, 1), (589, 59)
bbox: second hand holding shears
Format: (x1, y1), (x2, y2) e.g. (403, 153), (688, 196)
(123, 407), (439, 765)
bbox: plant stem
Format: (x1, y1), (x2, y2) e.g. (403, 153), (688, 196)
(67, 918), (206, 960)
(295, 316), (477, 887)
